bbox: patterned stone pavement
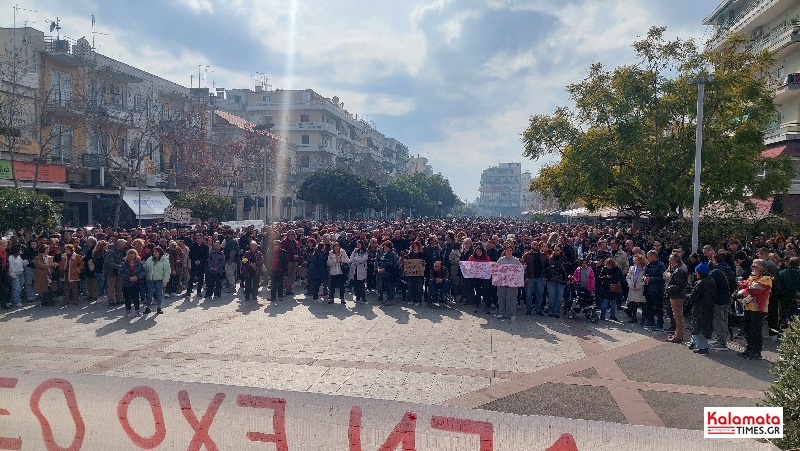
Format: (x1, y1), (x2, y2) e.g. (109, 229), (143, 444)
(0, 287), (779, 430)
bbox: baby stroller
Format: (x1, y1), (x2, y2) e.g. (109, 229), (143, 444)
(567, 285), (599, 323)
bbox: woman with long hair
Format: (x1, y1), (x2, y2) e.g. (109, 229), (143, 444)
(118, 249), (146, 316)
(144, 247), (170, 315)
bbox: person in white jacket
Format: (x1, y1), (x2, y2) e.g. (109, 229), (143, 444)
(8, 246), (26, 307)
(348, 240), (369, 303)
(327, 242), (350, 304)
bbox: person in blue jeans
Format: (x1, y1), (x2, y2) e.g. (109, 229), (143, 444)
(378, 241), (399, 306)
(144, 247), (170, 315)
(544, 245), (569, 318)
(522, 242), (546, 315)
(598, 258), (623, 321)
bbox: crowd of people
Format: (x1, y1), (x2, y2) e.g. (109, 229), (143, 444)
(2, 217), (799, 361)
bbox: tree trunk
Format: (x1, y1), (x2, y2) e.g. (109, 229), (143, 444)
(114, 185), (124, 228)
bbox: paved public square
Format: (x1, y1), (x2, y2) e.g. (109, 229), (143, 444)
(0, 287), (779, 431)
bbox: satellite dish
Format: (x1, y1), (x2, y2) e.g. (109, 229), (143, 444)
(49, 22), (56, 32)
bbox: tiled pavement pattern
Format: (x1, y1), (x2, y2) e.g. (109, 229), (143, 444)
(0, 289), (779, 430)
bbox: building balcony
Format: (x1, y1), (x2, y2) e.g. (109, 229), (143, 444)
(773, 76), (800, 103)
(706, 0), (787, 50)
(746, 20), (800, 55)
(44, 36), (95, 66)
(273, 121), (337, 134)
(764, 121), (800, 145)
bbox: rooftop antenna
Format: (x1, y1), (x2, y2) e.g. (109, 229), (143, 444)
(46, 17), (61, 39)
(90, 15), (109, 50)
(254, 72), (272, 90)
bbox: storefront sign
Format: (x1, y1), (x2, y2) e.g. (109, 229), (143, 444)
(0, 160), (67, 183)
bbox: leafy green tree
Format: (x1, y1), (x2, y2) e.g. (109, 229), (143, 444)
(172, 189), (234, 223)
(297, 169), (382, 217)
(762, 317), (800, 450)
(522, 26), (792, 228)
(384, 173), (460, 217)
(0, 187), (58, 233)
(385, 177), (427, 214)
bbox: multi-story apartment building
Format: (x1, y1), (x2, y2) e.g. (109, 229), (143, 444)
(408, 155), (433, 175)
(0, 26), (206, 227)
(704, 0), (800, 220)
(477, 162), (527, 216)
(214, 86), (411, 187)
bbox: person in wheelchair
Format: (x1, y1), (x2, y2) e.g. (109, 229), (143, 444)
(428, 260), (451, 304)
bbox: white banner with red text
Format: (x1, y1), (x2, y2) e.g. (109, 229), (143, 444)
(0, 369), (776, 450)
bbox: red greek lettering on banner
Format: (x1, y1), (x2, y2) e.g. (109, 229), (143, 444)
(430, 415), (494, 451)
(349, 406), (417, 451)
(117, 386), (166, 449)
(178, 390), (225, 451)
(545, 433), (579, 451)
(0, 377), (21, 451)
(29, 378), (85, 451)
(236, 394), (288, 451)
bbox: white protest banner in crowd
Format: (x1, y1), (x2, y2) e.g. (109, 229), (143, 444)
(459, 261), (493, 279)
(491, 264), (525, 287)
(163, 206), (193, 224)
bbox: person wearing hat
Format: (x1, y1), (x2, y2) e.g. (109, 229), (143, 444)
(686, 261), (716, 354)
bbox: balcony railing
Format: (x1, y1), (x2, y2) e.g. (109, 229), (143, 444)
(746, 19), (800, 54)
(707, 0), (781, 50)
(273, 121), (338, 134)
(44, 36), (95, 64)
(764, 121), (800, 144)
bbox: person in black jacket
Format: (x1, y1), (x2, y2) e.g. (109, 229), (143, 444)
(185, 234), (209, 297)
(688, 262), (716, 354)
(643, 250), (666, 330)
(709, 254), (735, 349)
(598, 258), (623, 321)
(269, 240), (289, 301)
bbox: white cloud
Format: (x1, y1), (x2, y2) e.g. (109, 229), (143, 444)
(173, 0), (214, 13)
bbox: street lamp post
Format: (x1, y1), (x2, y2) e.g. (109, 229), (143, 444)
(692, 75), (713, 254)
(255, 122), (275, 224)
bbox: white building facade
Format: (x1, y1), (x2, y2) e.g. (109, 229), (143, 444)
(705, 0), (800, 220)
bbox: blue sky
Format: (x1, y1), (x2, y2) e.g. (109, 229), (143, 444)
(5, 0), (720, 200)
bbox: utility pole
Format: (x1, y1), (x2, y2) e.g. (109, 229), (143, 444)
(692, 75), (713, 254)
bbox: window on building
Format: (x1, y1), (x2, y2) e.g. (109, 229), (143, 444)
(116, 137), (125, 156)
(49, 70), (72, 107)
(299, 155), (310, 168)
(262, 95), (270, 103)
(234, 95), (241, 104)
(146, 98), (153, 118)
(264, 115), (273, 125)
(300, 114), (310, 122)
(51, 124), (73, 164)
(94, 83), (106, 106)
(110, 85), (124, 107)
(301, 135), (310, 146)
(133, 94), (141, 111)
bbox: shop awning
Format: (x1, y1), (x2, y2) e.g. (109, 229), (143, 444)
(761, 145), (787, 158)
(122, 191), (171, 219)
